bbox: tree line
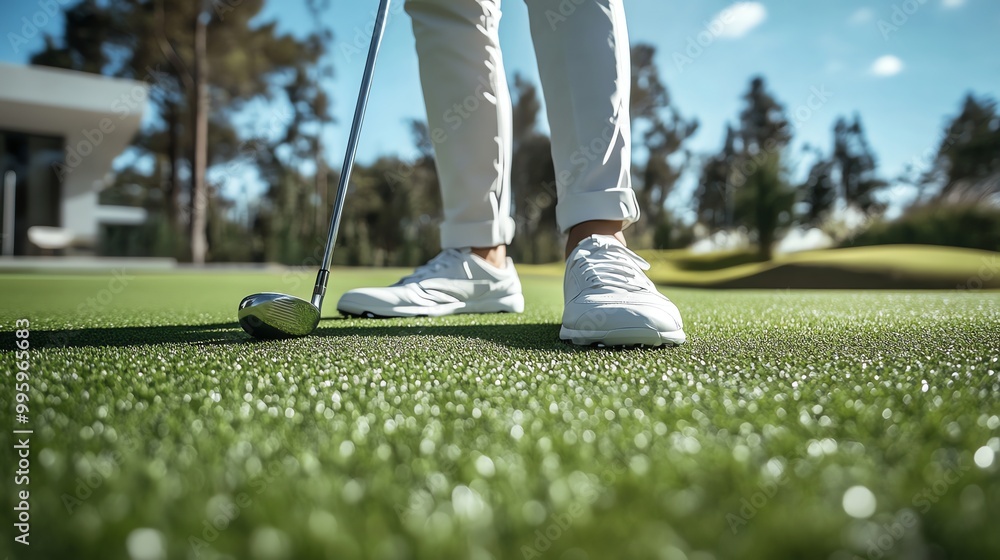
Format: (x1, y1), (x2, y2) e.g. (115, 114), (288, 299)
(33, 1), (1000, 265)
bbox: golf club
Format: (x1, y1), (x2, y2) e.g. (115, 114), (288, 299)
(239, 0), (392, 339)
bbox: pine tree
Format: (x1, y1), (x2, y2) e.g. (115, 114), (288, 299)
(734, 152), (795, 260)
(630, 44), (698, 237)
(29, 0), (120, 73)
(832, 114), (886, 214)
(800, 148), (837, 226)
(732, 76), (794, 258)
(927, 93), (1000, 203)
(738, 76), (791, 155)
(508, 75), (558, 263)
(695, 125), (738, 230)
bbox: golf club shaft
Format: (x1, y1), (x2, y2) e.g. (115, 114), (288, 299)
(312, 0), (392, 309)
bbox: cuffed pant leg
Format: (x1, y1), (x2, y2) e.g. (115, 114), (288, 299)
(406, 0), (516, 249)
(525, 0), (639, 233)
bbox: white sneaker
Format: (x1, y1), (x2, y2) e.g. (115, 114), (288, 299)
(336, 249), (524, 318)
(561, 235), (686, 347)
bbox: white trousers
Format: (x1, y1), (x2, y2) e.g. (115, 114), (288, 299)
(406, 0), (640, 249)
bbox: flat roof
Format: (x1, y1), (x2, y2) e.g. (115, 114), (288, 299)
(0, 61), (148, 122)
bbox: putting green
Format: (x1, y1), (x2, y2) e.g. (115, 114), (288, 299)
(0, 270), (997, 559)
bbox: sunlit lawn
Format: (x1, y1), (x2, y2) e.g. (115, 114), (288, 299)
(1, 269), (998, 559)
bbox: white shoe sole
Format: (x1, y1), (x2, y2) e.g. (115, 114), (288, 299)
(338, 293), (524, 318)
(559, 326), (686, 347)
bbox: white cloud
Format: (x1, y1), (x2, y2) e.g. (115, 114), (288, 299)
(942, 0), (966, 9)
(849, 7), (876, 25)
(870, 55), (904, 77)
(714, 2), (768, 39)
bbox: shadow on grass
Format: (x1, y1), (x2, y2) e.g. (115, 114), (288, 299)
(312, 321), (573, 351)
(11, 322), (246, 350)
(5, 319), (594, 352)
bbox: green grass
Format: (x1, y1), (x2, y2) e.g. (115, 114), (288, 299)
(637, 245), (1000, 289)
(1, 270), (998, 559)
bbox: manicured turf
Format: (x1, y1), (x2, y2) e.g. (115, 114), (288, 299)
(1, 270), (998, 559)
(640, 245), (1000, 289)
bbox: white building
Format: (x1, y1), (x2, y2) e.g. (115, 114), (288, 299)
(0, 62), (148, 255)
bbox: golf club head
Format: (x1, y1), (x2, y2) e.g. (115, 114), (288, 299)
(238, 292), (321, 339)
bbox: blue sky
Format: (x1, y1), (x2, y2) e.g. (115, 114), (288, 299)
(3, 0), (999, 214)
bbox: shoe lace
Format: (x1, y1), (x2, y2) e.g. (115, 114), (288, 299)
(395, 249), (466, 285)
(573, 242), (651, 292)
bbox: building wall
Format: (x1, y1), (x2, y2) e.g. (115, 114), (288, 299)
(0, 62), (148, 248)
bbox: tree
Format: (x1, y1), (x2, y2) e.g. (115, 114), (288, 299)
(30, 0), (121, 73)
(734, 151), (795, 260)
(508, 75), (558, 263)
(397, 121), (445, 265)
(832, 114), (886, 214)
(630, 44), (698, 237)
(31, 0), (332, 263)
(697, 76), (794, 257)
(800, 147), (837, 226)
(511, 74), (542, 149)
(738, 76), (791, 155)
(925, 93), (1000, 203)
(695, 124), (738, 230)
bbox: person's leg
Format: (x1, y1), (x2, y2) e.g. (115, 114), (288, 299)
(524, 0), (639, 254)
(525, 0), (685, 347)
(336, 0), (524, 318)
(406, 0), (515, 267)
(564, 220), (625, 258)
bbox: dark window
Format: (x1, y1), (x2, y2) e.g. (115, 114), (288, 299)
(0, 129), (64, 255)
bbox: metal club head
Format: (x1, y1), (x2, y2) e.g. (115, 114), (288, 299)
(238, 293), (321, 339)
(237, 0), (391, 341)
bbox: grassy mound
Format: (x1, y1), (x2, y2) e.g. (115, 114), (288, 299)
(637, 245), (1000, 289)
